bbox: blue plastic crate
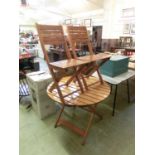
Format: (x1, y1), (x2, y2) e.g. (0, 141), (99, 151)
(100, 55), (129, 77)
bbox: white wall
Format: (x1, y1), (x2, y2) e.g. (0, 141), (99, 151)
(70, 0), (135, 39)
(19, 5), (69, 26)
(102, 0), (135, 39)
(66, 0), (135, 39)
(19, 0), (135, 39)
(68, 9), (104, 35)
(71, 9), (104, 25)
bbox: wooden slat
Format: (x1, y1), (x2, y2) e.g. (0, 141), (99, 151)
(91, 83), (110, 90)
(53, 86), (80, 97)
(42, 41), (64, 46)
(65, 96), (93, 105)
(40, 30), (63, 34)
(52, 86), (103, 104)
(42, 36), (64, 41)
(47, 92), (61, 103)
(49, 59), (90, 69)
(67, 26), (86, 31)
(88, 87), (110, 95)
(57, 119), (85, 136)
(84, 77), (98, 85)
(67, 25), (94, 58)
(77, 53), (111, 62)
(87, 80), (100, 87)
(60, 76), (72, 81)
(71, 39), (89, 43)
(86, 86), (109, 97)
(47, 77), (110, 106)
(83, 91), (106, 100)
(40, 34), (64, 38)
(39, 25), (63, 30)
(42, 37), (64, 42)
(70, 34), (88, 39)
(42, 40), (64, 45)
(76, 93), (101, 103)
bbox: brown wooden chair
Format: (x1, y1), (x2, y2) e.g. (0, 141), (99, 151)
(36, 23), (111, 145)
(66, 25), (111, 85)
(66, 26), (93, 58)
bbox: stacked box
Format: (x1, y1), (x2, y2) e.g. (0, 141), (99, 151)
(100, 55), (129, 77)
(30, 59), (40, 71)
(26, 71), (57, 119)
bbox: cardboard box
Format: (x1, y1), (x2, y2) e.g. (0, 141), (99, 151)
(26, 71), (58, 119)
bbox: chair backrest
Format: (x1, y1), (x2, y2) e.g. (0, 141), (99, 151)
(67, 26), (108, 83)
(36, 23), (74, 104)
(36, 24), (109, 105)
(66, 26), (94, 58)
(36, 23), (71, 64)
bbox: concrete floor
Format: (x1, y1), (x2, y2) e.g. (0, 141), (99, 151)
(19, 58), (135, 155)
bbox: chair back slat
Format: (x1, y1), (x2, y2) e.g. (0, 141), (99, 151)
(67, 25), (106, 84)
(36, 23), (71, 63)
(36, 23), (70, 104)
(67, 26), (94, 58)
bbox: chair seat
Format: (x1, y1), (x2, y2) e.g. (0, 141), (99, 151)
(47, 76), (110, 106)
(77, 53), (111, 62)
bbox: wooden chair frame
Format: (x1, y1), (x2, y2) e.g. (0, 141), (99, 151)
(36, 23), (111, 145)
(66, 26), (110, 87)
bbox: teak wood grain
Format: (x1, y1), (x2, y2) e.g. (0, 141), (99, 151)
(49, 59), (90, 70)
(36, 24), (111, 145)
(47, 76), (110, 106)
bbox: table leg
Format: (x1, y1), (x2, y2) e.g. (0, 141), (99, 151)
(127, 79), (130, 103)
(110, 84), (113, 94)
(112, 85), (118, 116)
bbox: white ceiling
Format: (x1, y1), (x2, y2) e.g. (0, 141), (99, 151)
(26, 0), (104, 15)
(19, 0), (105, 24)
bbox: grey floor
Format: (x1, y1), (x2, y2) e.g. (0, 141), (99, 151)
(19, 58), (135, 155)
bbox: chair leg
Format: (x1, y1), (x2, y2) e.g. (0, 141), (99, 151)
(81, 111), (95, 145)
(110, 84), (113, 94)
(88, 106), (103, 120)
(127, 79), (130, 103)
(55, 105), (65, 128)
(55, 104), (97, 145)
(112, 85), (118, 116)
(80, 104), (102, 120)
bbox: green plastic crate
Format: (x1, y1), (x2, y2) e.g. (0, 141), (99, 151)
(100, 55), (129, 77)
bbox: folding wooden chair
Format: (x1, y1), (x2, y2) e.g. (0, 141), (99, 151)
(36, 23), (111, 145)
(66, 26), (110, 86)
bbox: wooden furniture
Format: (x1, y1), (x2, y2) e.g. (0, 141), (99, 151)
(19, 53), (35, 72)
(66, 26), (94, 58)
(19, 53), (39, 73)
(36, 24), (111, 145)
(48, 47), (66, 62)
(120, 36), (133, 47)
(19, 52), (34, 60)
(66, 26), (110, 82)
(110, 36), (135, 56)
(123, 47), (135, 56)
